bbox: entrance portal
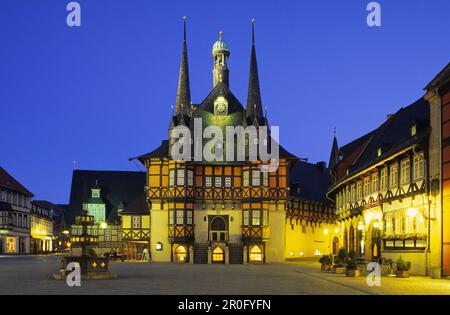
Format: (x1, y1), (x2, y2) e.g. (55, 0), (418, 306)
(174, 245), (187, 263)
(212, 247), (224, 263)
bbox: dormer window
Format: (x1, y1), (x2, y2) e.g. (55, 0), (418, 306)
(411, 124), (417, 136)
(377, 148), (382, 157)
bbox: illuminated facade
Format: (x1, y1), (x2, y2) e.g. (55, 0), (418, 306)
(327, 63), (450, 276)
(131, 20), (335, 264)
(30, 201), (54, 253)
(0, 167), (32, 254)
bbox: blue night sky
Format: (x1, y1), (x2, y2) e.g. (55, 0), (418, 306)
(0, 0), (449, 204)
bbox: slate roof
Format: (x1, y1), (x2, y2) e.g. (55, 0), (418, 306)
(134, 140), (169, 163)
(425, 62), (450, 90)
(290, 161), (332, 203)
(68, 170), (146, 224)
(120, 192), (149, 215)
(331, 97), (430, 187)
(0, 166), (33, 197)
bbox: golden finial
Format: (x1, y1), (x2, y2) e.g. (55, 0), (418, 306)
(219, 31), (223, 40)
(182, 16), (187, 21)
(251, 18), (255, 24)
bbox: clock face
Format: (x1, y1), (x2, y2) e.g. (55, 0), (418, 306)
(214, 96), (228, 115)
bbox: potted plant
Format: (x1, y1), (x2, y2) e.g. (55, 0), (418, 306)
(319, 255), (332, 271)
(345, 250), (360, 277)
(396, 257), (410, 278)
(334, 248), (347, 274)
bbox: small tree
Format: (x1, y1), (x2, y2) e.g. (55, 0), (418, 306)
(396, 257), (410, 272)
(346, 250), (358, 271)
(335, 248), (347, 267)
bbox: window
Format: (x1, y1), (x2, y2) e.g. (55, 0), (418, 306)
(390, 164), (398, 188)
(169, 170), (175, 186)
(243, 171), (249, 187)
(252, 210), (261, 226)
(104, 230), (112, 241)
(263, 210), (269, 226)
(371, 173), (379, 194)
(263, 172), (269, 187)
(249, 245), (263, 262)
(413, 154), (425, 180)
(132, 216), (141, 229)
(225, 177), (232, 188)
(205, 177), (212, 188)
(377, 147), (382, 157)
(176, 211), (184, 225)
(0, 190), (6, 202)
(356, 181), (362, 200)
(252, 170), (260, 186)
(177, 169), (185, 186)
(363, 177), (370, 196)
(186, 211), (193, 225)
(169, 210), (174, 225)
(350, 185), (356, 202)
(187, 170), (194, 186)
(400, 159), (410, 185)
(411, 125), (417, 136)
(243, 210), (250, 226)
(380, 168), (387, 191)
(215, 177), (222, 188)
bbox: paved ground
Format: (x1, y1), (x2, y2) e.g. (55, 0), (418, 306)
(1, 255), (450, 295)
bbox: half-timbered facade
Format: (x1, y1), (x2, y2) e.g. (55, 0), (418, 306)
(327, 96), (441, 275)
(0, 166), (32, 254)
(133, 20), (334, 264)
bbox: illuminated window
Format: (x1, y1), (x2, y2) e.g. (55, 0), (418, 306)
(243, 171), (249, 187)
(225, 177), (232, 188)
(169, 170), (175, 186)
(177, 169), (185, 186)
(263, 172), (269, 187)
(169, 210), (174, 225)
(215, 177), (222, 188)
(187, 170), (194, 186)
(186, 211), (193, 225)
(243, 210), (249, 226)
(380, 168), (387, 191)
(174, 245), (187, 263)
(356, 181), (362, 200)
(400, 159), (410, 185)
(350, 185), (356, 202)
(249, 245), (263, 262)
(212, 247), (224, 263)
(413, 154), (425, 180)
(371, 173), (378, 194)
(263, 210), (269, 226)
(252, 210), (261, 226)
(132, 216), (141, 229)
(363, 177), (370, 196)
(411, 125), (417, 136)
(176, 211), (184, 225)
(205, 177), (212, 187)
(390, 164), (398, 188)
(377, 148), (382, 157)
(252, 170), (260, 186)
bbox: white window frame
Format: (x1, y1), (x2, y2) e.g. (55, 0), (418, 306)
(252, 170), (261, 186)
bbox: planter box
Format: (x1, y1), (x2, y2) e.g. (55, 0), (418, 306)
(396, 270), (410, 278)
(346, 269), (360, 277)
(334, 267), (346, 274)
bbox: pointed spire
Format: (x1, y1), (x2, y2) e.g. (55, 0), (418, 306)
(328, 128), (340, 170)
(246, 18), (263, 124)
(174, 16), (191, 119)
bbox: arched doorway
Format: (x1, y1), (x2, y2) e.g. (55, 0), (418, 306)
(210, 217), (227, 242)
(174, 245), (187, 263)
(349, 225), (355, 252)
(249, 245), (263, 263)
(212, 246), (224, 264)
(343, 228), (348, 252)
(332, 237), (339, 255)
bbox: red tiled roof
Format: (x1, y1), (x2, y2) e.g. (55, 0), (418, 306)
(0, 167), (33, 197)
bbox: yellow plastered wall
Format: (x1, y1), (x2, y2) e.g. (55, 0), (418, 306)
(194, 206), (242, 244)
(150, 202), (171, 262)
(122, 215), (131, 229)
(265, 204), (286, 263)
(285, 222), (334, 258)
